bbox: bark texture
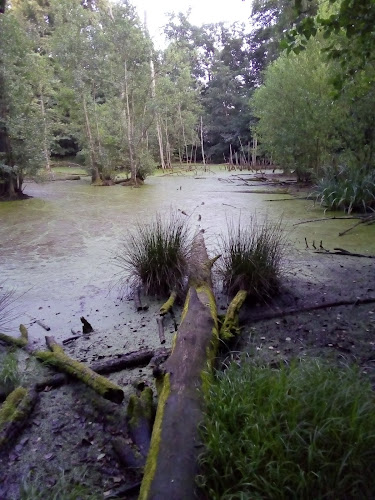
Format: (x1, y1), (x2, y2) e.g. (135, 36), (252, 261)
(139, 231), (219, 500)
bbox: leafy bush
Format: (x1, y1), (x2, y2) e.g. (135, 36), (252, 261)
(315, 165), (375, 213)
(114, 211), (191, 297)
(198, 360), (375, 499)
(217, 216), (285, 301)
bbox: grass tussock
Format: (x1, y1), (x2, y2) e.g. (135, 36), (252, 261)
(198, 360), (375, 499)
(315, 165), (375, 213)
(114, 211), (191, 297)
(0, 285), (19, 332)
(217, 216), (285, 301)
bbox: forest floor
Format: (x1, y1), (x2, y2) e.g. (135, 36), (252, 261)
(0, 176), (374, 499)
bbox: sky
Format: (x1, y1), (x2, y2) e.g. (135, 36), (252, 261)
(130, 0), (252, 47)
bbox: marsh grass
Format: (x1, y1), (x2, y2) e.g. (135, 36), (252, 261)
(315, 165), (375, 213)
(0, 285), (19, 332)
(0, 350), (20, 393)
(217, 216), (285, 301)
(114, 211), (191, 297)
(198, 359), (375, 500)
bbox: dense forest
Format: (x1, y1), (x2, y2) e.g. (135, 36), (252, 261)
(0, 0), (374, 212)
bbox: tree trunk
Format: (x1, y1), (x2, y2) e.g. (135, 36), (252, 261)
(82, 94), (101, 185)
(124, 60), (137, 184)
(200, 116), (206, 169)
(39, 86), (51, 175)
(139, 231), (220, 500)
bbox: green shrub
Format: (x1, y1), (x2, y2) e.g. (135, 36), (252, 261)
(114, 211), (191, 297)
(198, 360), (375, 499)
(315, 165), (375, 213)
(217, 216), (285, 301)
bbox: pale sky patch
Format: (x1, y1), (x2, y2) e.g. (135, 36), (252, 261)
(130, 0), (252, 47)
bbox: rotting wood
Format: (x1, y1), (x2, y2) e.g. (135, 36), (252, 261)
(80, 316), (94, 333)
(314, 248), (375, 259)
(134, 287), (149, 312)
(250, 297), (375, 323)
(139, 230), (221, 500)
(159, 291), (177, 316)
(293, 216), (363, 226)
(339, 214), (375, 237)
(35, 320), (51, 331)
(127, 387), (154, 461)
(34, 373), (68, 392)
(0, 387), (38, 451)
(90, 348), (158, 374)
(220, 290), (248, 340)
(156, 316), (165, 344)
(35, 336), (124, 404)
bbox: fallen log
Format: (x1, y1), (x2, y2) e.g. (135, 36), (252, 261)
(250, 296), (375, 323)
(90, 348), (156, 374)
(34, 373), (68, 392)
(35, 336), (124, 404)
(314, 248), (375, 259)
(139, 231), (221, 500)
(127, 387), (154, 460)
(159, 291), (177, 316)
(0, 387), (38, 451)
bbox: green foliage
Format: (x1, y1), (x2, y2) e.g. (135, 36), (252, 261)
(315, 165), (375, 213)
(19, 470), (99, 500)
(114, 211), (191, 297)
(217, 216), (285, 301)
(0, 350), (20, 392)
(198, 359), (375, 499)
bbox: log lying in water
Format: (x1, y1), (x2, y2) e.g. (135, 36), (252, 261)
(35, 336), (124, 404)
(0, 387), (38, 451)
(139, 231), (221, 500)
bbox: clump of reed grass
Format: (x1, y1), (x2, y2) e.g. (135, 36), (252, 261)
(315, 165), (375, 213)
(0, 285), (18, 332)
(217, 216), (285, 301)
(114, 211), (191, 297)
(198, 359), (375, 499)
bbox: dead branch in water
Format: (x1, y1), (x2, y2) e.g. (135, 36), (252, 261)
(250, 297), (375, 323)
(293, 216), (362, 226)
(339, 214), (375, 237)
(314, 248), (375, 259)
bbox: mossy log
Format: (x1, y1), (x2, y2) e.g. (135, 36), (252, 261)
(35, 336), (124, 404)
(0, 324), (28, 349)
(220, 290), (248, 340)
(139, 231), (220, 500)
(159, 291), (177, 316)
(127, 387), (154, 460)
(0, 386), (38, 451)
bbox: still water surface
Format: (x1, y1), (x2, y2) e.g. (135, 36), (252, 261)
(1, 171), (374, 342)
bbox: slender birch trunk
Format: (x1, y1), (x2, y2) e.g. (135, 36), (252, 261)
(200, 116), (206, 169)
(39, 87), (51, 175)
(124, 60), (137, 183)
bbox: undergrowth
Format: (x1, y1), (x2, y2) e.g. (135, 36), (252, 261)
(198, 359), (375, 499)
(114, 211), (191, 297)
(0, 350), (20, 393)
(315, 165), (375, 213)
(217, 216), (285, 301)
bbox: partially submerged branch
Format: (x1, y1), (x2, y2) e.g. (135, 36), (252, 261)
(220, 290), (248, 340)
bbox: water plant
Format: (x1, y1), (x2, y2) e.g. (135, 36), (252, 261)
(217, 216), (285, 301)
(114, 211), (191, 297)
(198, 359), (375, 499)
(315, 165), (375, 213)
